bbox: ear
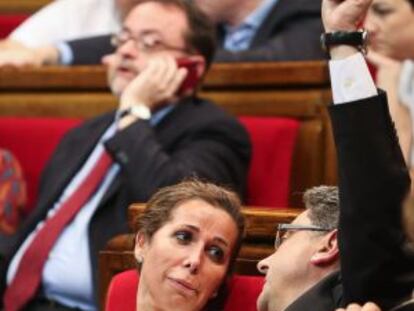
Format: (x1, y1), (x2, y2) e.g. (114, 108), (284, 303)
(187, 55), (206, 79)
(134, 231), (148, 261)
(309, 229), (339, 267)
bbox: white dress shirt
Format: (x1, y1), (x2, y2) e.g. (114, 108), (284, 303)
(9, 0), (121, 47)
(329, 52), (377, 104)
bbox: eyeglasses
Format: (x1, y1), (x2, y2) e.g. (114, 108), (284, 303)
(111, 30), (191, 54)
(274, 223), (333, 249)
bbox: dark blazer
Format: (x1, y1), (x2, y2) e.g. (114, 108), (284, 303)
(286, 93), (414, 311)
(67, 0), (325, 65)
(0, 96), (251, 306)
(215, 0), (325, 62)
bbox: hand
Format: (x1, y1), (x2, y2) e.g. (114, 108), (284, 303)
(0, 40), (59, 67)
(322, 0), (373, 32)
(336, 302), (382, 311)
(366, 51), (402, 89)
(119, 55), (187, 112)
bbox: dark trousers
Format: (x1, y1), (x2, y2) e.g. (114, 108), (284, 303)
(22, 298), (84, 311)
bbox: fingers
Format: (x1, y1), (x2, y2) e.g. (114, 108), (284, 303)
(142, 55), (187, 99)
(336, 302), (381, 311)
(361, 302), (381, 311)
(322, 0), (374, 32)
(0, 50), (38, 67)
(366, 51), (395, 67)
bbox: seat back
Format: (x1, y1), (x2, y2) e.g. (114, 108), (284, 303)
(0, 117), (82, 213)
(0, 15), (27, 38)
(239, 116), (299, 207)
(105, 269), (264, 311)
(0, 115), (300, 212)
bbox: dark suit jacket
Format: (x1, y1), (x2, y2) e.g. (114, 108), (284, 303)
(286, 93), (414, 311)
(67, 0), (325, 65)
(215, 0), (325, 62)
(0, 96), (251, 306)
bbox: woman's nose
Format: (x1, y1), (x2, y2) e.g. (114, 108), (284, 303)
(183, 247), (203, 274)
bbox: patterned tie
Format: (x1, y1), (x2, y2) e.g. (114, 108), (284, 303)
(3, 151), (113, 311)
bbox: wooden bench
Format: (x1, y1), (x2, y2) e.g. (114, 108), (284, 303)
(0, 61), (336, 207)
(99, 204), (301, 309)
(0, 0), (50, 14)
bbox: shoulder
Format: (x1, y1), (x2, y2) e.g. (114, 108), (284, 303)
(173, 97), (245, 129)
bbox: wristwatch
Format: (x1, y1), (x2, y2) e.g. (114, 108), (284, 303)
(320, 30), (369, 54)
(120, 104), (151, 120)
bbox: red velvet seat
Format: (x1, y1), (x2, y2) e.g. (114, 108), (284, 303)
(0, 115), (299, 213)
(239, 116), (299, 207)
(105, 269), (264, 311)
(0, 117), (82, 213)
(0, 15), (28, 38)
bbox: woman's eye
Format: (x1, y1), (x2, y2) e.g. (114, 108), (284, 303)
(372, 5), (393, 16)
(207, 246), (224, 263)
(174, 231), (192, 244)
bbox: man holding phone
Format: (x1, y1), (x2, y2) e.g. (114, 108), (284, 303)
(0, 1), (251, 310)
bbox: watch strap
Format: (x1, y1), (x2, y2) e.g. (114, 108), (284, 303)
(321, 30), (368, 54)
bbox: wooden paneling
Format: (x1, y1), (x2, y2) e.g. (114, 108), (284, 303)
(0, 0), (50, 14)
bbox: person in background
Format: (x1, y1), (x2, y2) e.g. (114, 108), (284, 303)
(2, 0), (138, 47)
(0, 0), (250, 310)
(363, 0), (414, 191)
(0, 0), (325, 66)
(257, 0), (414, 310)
(194, 0), (325, 62)
(0, 0), (139, 66)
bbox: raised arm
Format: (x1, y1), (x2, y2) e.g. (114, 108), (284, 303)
(322, 0), (414, 309)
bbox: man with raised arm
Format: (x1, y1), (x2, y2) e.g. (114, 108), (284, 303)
(257, 0), (414, 310)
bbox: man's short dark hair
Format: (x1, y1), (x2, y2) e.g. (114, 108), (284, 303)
(138, 0), (217, 68)
(303, 185), (339, 230)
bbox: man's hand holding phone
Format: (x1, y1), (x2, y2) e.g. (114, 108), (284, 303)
(118, 55), (200, 129)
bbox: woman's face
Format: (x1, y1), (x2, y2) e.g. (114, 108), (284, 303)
(364, 0), (414, 59)
(135, 199), (238, 311)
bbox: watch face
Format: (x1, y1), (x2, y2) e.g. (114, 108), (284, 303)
(130, 105), (151, 120)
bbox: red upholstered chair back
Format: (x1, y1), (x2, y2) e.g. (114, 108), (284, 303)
(0, 117), (82, 214)
(0, 15), (28, 38)
(238, 116), (299, 207)
(0, 115), (299, 213)
(105, 270), (264, 311)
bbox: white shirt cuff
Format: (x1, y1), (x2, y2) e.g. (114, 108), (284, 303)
(329, 53), (377, 104)
(55, 41), (74, 65)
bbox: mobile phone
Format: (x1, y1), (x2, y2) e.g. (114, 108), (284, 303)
(176, 58), (200, 95)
